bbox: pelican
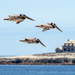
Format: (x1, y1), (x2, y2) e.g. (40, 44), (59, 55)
(20, 38), (46, 47)
(4, 14), (35, 24)
(35, 22), (63, 32)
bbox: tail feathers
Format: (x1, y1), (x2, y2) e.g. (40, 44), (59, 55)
(4, 18), (9, 20)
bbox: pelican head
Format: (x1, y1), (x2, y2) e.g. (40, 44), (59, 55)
(50, 22), (56, 25)
(50, 22), (56, 28)
(19, 14), (26, 18)
(35, 38), (39, 40)
(53, 23), (57, 26)
(20, 14), (26, 16)
(50, 22), (63, 32)
(50, 22), (53, 25)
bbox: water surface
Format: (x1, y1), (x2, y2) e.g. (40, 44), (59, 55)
(0, 65), (75, 75)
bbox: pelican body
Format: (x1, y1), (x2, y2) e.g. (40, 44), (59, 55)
(35, 22), (63, 32)
(20, 38), (46, 47)
(4, 14), (35, 24)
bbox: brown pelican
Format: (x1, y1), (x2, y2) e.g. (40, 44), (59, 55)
(20, 38), (46, 47)
(4, 14), (35, 24)
(35, 22), (63, 32)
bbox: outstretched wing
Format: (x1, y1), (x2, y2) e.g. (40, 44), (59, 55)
(25, 15), (35, 21)
(39, 40), (46, 47)
(16, 19), (24, 24)
(42, 27), (49, 32)
(55, 25), (63, 32)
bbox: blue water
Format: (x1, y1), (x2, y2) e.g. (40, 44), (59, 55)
(0, 65), (75, 75)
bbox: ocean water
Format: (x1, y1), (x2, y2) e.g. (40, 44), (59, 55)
(0, 65), (75, 75)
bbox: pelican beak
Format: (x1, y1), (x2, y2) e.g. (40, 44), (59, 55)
(55, 26), (63, 32)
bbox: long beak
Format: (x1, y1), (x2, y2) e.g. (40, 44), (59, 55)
(25, 15), (35, 21)
(55, 26), (63, 32)
(20, 40), (25, 42)
(39, 40), (46, 47)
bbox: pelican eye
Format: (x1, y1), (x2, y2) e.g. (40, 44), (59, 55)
(23, 15), (25, 16)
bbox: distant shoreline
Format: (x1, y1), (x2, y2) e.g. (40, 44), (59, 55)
(0, 53), (75, 65)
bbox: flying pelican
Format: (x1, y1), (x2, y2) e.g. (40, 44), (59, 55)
(35, 22), (63, 32)
(4, 14), (35, 24)
(20, 38), (46, 47)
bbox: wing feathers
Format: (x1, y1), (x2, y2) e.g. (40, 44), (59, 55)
(16, 20), (24, 24)
(42, 27), (49, 32)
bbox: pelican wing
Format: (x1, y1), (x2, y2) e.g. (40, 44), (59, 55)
(39, 40), (46, 47)
(8, 15), (18, 20)
(8, 14), (18, 17)
(16, 19), (24, 24)
(25, 15), (35, 21)
(41, 23), (50, 26)
(42, 27), (49, 32)
(16, 21), (21, 24)
(55, 25), (63, 32)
